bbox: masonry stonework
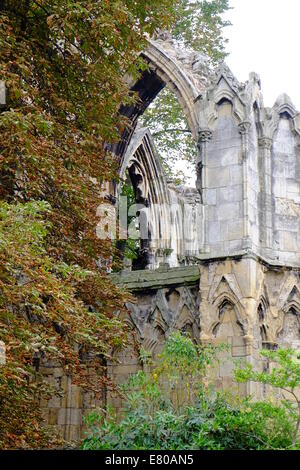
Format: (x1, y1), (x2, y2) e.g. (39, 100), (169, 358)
(108, 37), (300, 413)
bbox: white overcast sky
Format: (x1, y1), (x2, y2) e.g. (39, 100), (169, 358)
(223, 0), (300, 110)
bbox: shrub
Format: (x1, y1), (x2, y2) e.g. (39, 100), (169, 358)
(82, 333), (299, 450)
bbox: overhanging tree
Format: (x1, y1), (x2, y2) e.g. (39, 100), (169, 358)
(0, 0), (178, 449)
(141, 0), (231, 183)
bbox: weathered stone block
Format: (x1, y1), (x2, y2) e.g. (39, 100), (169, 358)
(205, 188), (217, 205)
(217, 202), (240, 221)
(67, 385), (82, 409)
(218, 185), (242, 204)
(47, 395), (61, 408)
(231, 346), (247, 357)
(207, 167), (231, 188)
(208, 221), (221, 243)
(48, 408), (59, 425)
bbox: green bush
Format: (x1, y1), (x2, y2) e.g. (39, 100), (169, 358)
(234, 348), (300, 447)
(81, 333), (299, 450)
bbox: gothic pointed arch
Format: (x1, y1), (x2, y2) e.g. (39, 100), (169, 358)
(277, 307), (300, 345)
(207, 275), (246, 339)
(119, 128), (172, 268)
(198, 64), (251, 132)
(211, 295), (244, 339)
(276, 283), (300, 345)
(113, 38), (211, 161)
(277, 275), (300, 312)
(257, 297), (268, 343)
(253, 281), (271, 343)
(208, 274), (243, 305)
(282, 286), (300, 315)
(119, 304), (143, 342)
(143, 306), (168, 355)
(167, 286), (200, 341)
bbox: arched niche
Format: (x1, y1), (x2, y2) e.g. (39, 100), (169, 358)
(278, 307), (300, 344)
(212, 299), (244, 340)
(118, 128), (173, 269)
(256, 300), (268, 343)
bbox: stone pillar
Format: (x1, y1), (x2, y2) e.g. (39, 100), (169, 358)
(197, 128), (213, 198)
(258, 137), (273, 251)
(197, 128), (212, 254)
(238, 121), (251, 250)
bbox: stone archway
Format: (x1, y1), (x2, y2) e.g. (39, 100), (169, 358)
(105, 38), (210, 269)
(110, 37), (212, 161)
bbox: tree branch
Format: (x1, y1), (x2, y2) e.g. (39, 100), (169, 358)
(153, 128), (192, 136)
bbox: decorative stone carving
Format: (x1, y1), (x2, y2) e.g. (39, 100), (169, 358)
(198, 128), (213, 143)
(214, 63), (245, 96)
(258, 137), (272, 149)
(238, 121), (251, 135)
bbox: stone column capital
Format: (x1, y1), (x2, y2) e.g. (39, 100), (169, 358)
(198, 128), (213, 143)
(238, 121), (251, 135)
(258, 137), (272, 150)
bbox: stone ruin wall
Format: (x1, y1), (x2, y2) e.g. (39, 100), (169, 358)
(109, 259), (300, 411)
(40, 37), (300, 441)
(39, 362), (106, 442)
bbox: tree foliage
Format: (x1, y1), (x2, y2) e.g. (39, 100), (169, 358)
(0, 0), (178, 448)
(234, 348), (300, 447)
(141, 0), (231, 183)
(172, 0), (231, 62)
(114, 174), (140, 268)
(141, 89), (197, 184)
